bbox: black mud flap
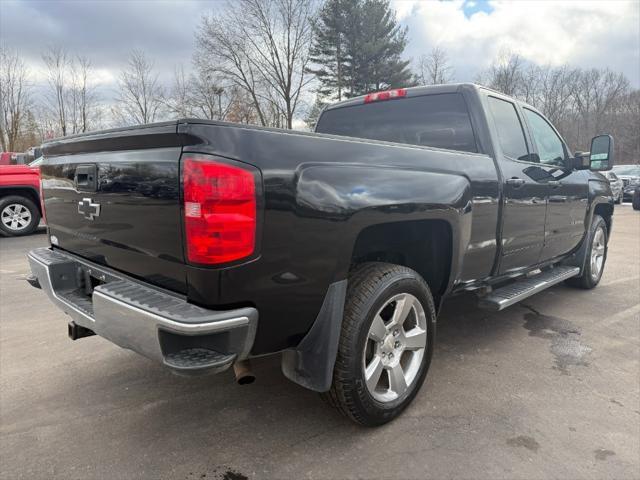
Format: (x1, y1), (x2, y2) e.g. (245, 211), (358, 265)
(281, 280), (347, 392)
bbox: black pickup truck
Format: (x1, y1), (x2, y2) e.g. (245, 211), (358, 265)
(28, 84), (615, 426)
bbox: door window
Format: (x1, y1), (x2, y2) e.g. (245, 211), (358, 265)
(487, 97), (530, 162)
(524, 109), (566, 166)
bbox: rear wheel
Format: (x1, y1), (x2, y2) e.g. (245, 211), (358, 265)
(322, 263), (436, 426)
(0, 195), (40, 237)
(566, 215), (607, 289)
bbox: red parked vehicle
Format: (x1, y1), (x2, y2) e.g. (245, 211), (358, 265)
(0, 152), (28, 165)
(0, 163), (43, 236)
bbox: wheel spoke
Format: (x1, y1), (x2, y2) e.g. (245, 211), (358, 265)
(365, 356), (384, 392)
(362, 290), (428, 404)
(404, 328), (426, 350)
(368, 314), (387, 342)
(390, 295), (414, 328)
(387, 363), (407, 396)
(595, 229), (604, 245)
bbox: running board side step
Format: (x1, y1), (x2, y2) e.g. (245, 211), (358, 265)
(478, 266), (580, 311)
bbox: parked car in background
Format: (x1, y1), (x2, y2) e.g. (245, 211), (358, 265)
(633, 185), (640, 210)
(0, 164), (43, 236)
(0, 152), (28, 165)
(604, 170), (623, 203)
(612, 164), (640, 201)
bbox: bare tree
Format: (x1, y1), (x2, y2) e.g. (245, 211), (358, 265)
(42, 47), (100, 136)
(114, 50), (164, 125)
(42, 46), (70, 136)
(480, 50), (525, 97)
(196, 14), (268, 126)
(190, 72), (227, 120)
(0, 46), (32, 152)
(416, 46), (454, 85)
(165, 64), (247, 122)
(165, 64), (195, 118)
(69, 55), (98, 133)
(196, 0), (316, 129)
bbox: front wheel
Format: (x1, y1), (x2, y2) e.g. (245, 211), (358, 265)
(322, 263), (436, 426)
(566, 215), (608, 289)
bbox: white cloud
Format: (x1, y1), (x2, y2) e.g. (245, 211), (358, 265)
(393, 0), (640, 86)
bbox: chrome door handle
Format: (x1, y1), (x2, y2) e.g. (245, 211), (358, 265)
(506, 177), (525, 187)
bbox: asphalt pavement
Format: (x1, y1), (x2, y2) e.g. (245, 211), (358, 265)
(1, 205), (638, 480)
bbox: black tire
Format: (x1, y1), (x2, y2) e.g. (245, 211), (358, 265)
(322, 262), (436, 426)
(0, 195), (41, 237)
(633, 189), (640, 210)
(565, 215), (608, 289)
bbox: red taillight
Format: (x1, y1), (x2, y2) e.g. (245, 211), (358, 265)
(182, 155), (257, 265)
(364, 88), (407, 103)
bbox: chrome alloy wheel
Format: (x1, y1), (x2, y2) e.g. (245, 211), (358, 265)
(1, 203), (32, 232)
(363, 293), (427, 403)
(590, 226), (606, 281)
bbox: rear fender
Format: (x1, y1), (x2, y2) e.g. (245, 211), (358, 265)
(282, 164), (471, 392)
(295, 164), (470, 288)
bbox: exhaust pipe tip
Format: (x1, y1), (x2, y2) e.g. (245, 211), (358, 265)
(233, 360), (255, 385)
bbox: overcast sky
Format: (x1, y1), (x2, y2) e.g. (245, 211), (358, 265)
(1, 0), (639, 103)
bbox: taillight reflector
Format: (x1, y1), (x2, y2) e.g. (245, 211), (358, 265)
(364, 88), (407, 103)
(182, 156), (257, 265)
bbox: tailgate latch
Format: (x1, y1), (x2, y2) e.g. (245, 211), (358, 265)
(74, 164), (97, 191)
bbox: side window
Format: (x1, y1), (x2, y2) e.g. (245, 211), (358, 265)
(524, 109), (566, 166)
(487, 97), (530, 162)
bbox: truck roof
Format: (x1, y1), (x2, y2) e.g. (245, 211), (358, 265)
(322, 82), (531, 111)
(322, 83), (478, 111)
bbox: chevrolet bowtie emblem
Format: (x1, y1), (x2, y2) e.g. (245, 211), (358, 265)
(78, 198), (101, 220)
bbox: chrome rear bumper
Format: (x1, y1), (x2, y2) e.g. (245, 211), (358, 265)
(28, 247), (257, 374)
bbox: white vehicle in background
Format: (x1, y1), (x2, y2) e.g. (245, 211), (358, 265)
(604, 171), (623, 203)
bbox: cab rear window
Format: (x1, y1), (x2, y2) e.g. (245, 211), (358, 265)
(315, 93), (478, 153)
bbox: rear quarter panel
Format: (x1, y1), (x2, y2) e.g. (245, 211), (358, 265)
(182, 123), (500, 353)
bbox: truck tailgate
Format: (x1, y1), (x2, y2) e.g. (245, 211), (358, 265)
(40, 123), (187, 293)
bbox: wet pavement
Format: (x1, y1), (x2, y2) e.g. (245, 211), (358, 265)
(1, 205), (639, 479)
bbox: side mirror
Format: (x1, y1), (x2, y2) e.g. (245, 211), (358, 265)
(589, 134), (614, 171)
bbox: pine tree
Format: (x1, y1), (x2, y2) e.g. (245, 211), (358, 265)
(350, 0), (413, 96)
(308, 0), (355, 101)
(309, 0), (413, 101)
(305, 95), (329, 130)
